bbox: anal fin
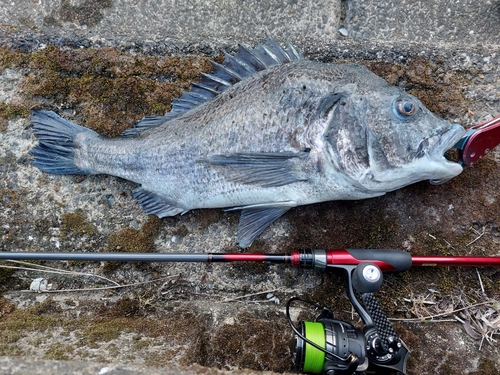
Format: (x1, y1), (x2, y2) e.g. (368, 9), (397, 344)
(132, 188), (186, 217)
(237, 203), (295, 248)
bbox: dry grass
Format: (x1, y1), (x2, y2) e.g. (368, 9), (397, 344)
(394, 286), (499, 349)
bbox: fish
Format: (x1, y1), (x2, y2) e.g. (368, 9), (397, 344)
(29, 36), (466, 248)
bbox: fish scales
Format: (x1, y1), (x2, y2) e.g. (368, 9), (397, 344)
(79, 62), (351, 204)
(29, 37), (466, 247)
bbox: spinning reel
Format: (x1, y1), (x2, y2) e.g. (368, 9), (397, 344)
(287, 261), (409, 374)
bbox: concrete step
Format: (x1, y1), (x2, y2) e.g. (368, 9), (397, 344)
(346, 0), (500, 47)
(0, 357), (286, 375)
(1, 0), (499, 53)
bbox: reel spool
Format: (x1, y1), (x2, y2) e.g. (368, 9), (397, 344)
(288, 299), (368, 374)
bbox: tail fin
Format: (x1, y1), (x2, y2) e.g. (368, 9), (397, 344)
(29, 110), (98, 175)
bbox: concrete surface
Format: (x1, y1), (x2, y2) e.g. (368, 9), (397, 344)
(0, 357), (285, 375)
(346, 0), (500, 46)
(0, 1), (500, 375)
(0, 0), (340, 52)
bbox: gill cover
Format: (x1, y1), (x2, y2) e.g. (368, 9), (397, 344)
(325, 92), (371, 180)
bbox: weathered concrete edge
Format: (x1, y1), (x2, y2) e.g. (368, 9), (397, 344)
(2, 25), (500, 59)
(0, 357), (290, 375)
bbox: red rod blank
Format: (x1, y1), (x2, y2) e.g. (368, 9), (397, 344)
(411, 255), (500, 267)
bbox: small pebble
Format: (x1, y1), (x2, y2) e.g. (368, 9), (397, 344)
(338, 27), (348, 37)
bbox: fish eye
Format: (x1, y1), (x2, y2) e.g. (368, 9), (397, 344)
(393, 97), (417, 120)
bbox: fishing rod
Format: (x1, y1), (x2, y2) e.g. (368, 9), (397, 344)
(1, 248), (500, 270)
(2, 248), (499, 375)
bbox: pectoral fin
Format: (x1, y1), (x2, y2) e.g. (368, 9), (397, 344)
(236, 203), (295, 248)
(200, 151), (309, 187)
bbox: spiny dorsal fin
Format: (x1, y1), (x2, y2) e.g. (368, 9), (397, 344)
(172, 35), (303, 115)
(121, 36), (304, 137)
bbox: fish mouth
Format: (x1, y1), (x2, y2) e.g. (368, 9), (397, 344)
(428, 123), (466, 185)
(430, 123), (466, 157)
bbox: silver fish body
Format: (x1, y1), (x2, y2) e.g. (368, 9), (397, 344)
(30, 38), (466, 247)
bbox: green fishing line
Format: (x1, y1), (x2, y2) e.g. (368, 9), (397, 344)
(302, 322), (326, 373)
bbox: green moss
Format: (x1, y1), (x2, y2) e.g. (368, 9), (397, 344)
(20, 45), (210, 136)
(101, 215), (161, 272)
(1, 307), (60, 335)
(469, 358), (500, 375)
(140, 215), (161, 237)
(0, 301), (207, 360)
(2, 103), (29, 118)
(61, 210), (95, 236)
(104, 297), (143, 318)
(42, 343), (75, 360)
(0, 343), (25, 357)
(0, 48), (30, 69)
(105, 216), (160, 253)
(204, 311), (291, 371)
(0, 297), (16, 318)
(0, 300), (65, 349)
(132, 338), (152, 350)
(0, 102), (31, 131)
(79, 318), (126, 346)
(0, 42), (210, 139)
(364, 57), (471, 119)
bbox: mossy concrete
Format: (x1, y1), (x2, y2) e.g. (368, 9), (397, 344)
(0, 1), (500, 374)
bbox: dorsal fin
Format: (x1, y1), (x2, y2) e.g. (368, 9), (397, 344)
(173, 35), (303, 115)
(121, 116), (168, 137)
(121, 36), (304, 137)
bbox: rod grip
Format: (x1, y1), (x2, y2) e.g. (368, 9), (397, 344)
(344, 249), (412, 272)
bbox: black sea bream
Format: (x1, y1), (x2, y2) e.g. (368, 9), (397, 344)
(29, 37), (466, 247)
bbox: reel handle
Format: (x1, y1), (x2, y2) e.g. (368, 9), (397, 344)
(352, 262), (383, 293)
(346, 263), (409, 374)
(361, 293), (400, 354)
(346, 263), (401, 353)
(350, 263), (400, 354)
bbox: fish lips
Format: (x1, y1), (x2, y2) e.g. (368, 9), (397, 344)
(429, 123), (466, 158)
(428, 123), (466, 184)
(360, 123), (466, 191)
